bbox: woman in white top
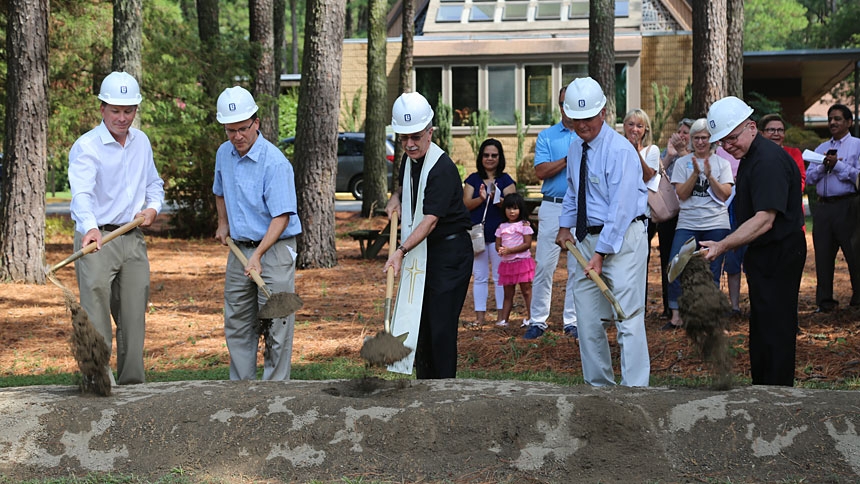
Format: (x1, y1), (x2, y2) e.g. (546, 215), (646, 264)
(622, 109), (661, 316)
(665, 118), (735, 328)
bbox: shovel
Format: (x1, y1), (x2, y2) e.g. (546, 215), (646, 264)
(225, 237), (303, 319)
(667, 236), (706, 283)
(359, 212), (412, 366)
(564, 240), (630, 320)
(47, 217), (145, 274)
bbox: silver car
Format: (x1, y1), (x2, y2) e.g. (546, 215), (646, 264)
(279, 133), (394, 200)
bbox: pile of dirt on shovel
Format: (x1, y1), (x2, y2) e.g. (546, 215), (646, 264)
(360, 331), (412, 366)
(678, 255), (732, 390)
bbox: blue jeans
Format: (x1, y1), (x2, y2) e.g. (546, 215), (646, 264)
(668, 228), (730, 309)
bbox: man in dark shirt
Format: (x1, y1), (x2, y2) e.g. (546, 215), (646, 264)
(701, 96), (805, 386)
(384, 92), (473, 379)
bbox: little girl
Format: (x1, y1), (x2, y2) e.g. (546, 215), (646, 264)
(494, 193), (536, 327)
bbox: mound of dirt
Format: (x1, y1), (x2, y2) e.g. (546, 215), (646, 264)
(1, 380), (859, 483)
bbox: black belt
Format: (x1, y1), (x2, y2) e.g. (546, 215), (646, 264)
(543, 195), (564, 203)
(586, 215), (648, 235)
(235, 238), (292, 248)
(818, 193), (858, 203)
(98, 224), (133, 233)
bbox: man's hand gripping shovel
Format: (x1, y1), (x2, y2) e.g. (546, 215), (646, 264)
(564, 240), (643, 322)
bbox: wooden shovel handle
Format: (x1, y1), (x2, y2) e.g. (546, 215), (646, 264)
(564, 240), (628, 319)
(49, 217), (145, 273)
(225, 237), (273, 298)
(386, 212), (398, 299)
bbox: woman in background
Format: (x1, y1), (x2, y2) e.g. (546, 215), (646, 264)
(462, 139), (517, 327)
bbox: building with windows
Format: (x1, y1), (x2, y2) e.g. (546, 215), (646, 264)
(338, 0), (859, 169)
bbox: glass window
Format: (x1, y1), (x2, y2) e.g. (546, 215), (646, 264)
(416, 67), (443, 126)
(503, 2), (529, 20)
(561, 64), (588, 86)
(568, 1), (588, 19)
(525, 65), (552, 125)
(436, 4), (463, 22)
(615, 63), (627, 124)
(452, 66), (479, 126)
(535, 2), (561, 20)
(469, 4), (495, 21)
(488, 66), (516, 126)
(615, 1), (629, 17)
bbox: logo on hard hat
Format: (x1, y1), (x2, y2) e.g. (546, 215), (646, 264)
(709, 120), (716, 129)
(120, 86), (128, 94)
(578, 100), (586, 108)
(404, 114), (412, 122)
(229, 103), (237, 112)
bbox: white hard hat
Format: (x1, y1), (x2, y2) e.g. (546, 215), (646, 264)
(98, 72), (142, 106)
(707, 96), (754, 143)
(216, 86), (259, 124)
(562, 77), (607, 119)
(391, 92), (434, 134)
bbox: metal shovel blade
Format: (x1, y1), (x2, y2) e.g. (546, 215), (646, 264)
(667, 236), (698, 283)
(258, 292), (304, 320)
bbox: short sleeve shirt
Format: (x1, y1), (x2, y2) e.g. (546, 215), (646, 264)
(735, 134), (804, 246)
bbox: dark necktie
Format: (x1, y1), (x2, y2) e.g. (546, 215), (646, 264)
(575, 142), (589, 242)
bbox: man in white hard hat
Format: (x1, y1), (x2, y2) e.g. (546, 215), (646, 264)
(806, 104), (860, 313)
(699, 96), (805, 387)
(383, 92), (473, 379)
(554, 77), (651, 387)
(69, 71), (165, 386)
(523, 86), (580, 341)
(213, 86), (302, 381)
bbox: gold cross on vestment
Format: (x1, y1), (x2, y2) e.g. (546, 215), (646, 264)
(403, 258), (426, 304)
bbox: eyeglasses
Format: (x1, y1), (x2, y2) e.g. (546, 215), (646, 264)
(398, 130), (428, 143)
(692, 135), (710, 143)
(719, 123), (750, 146)
(763, 128), (785, 135)
(225, 120), (256, 136)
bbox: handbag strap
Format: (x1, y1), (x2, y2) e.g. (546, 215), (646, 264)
(480, 183), (492, 224)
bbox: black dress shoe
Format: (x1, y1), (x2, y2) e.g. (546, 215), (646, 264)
(661, 321), (682, 330)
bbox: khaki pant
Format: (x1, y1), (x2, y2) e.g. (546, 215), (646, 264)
(224, 238), (297, 380)
(74, 229), (150, 385)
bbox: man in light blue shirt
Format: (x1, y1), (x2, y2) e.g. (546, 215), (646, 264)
(555, 77), (650, 387)
(213, 86), (302, 381)
(524, 86), (579, 340)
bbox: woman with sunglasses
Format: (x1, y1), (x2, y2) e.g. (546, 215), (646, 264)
(462, 139), (517, 327)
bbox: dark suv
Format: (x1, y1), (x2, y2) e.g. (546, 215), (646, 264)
(279, 133), (394, 200)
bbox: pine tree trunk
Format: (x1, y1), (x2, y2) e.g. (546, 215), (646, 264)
(362, 0), (389, 216)
(251, 0), (279, 141)
(290, 0), (299, 73)
(589, 0), (616, 124)
(726, 0), (744, 99)
(197, 0), (221, 124)
(1, 0), (49, 283)
(275, 0), (286, 77)
(112, 0), (143, 129)
(294, 0), (346, 268)
(394, 0), (415, 195)
(692, 0), (727, 118)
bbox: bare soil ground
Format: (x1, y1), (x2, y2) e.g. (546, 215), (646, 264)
(2, 213), (860, 483)
(2, 212), (858, 385)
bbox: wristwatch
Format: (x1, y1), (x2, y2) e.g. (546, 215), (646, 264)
(595, 251), (608, 258)
(397, 244), (408, 255)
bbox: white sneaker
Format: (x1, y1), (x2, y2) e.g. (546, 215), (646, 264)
(495, 320), (508, 327)
(520, 318), (531, 328)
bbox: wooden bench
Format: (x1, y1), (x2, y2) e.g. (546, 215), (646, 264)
(348, 229), (381, 258)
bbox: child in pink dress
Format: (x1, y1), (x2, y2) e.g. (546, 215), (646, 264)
(494, 193), (536, 327)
